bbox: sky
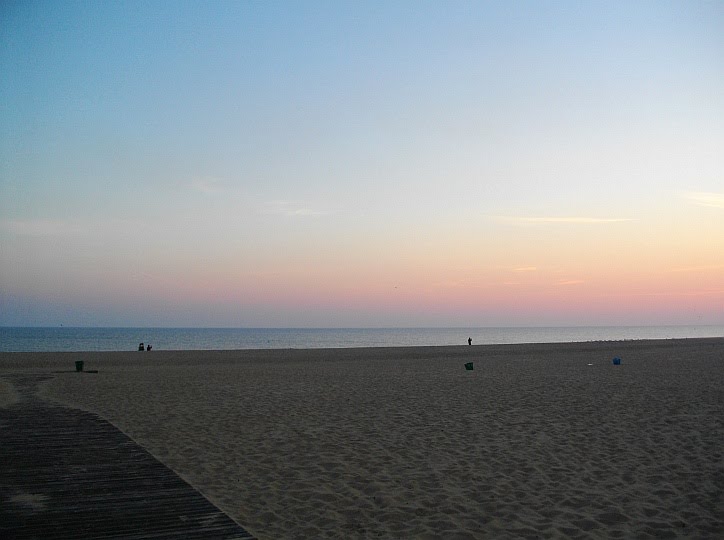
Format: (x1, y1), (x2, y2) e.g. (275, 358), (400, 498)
(1, 1), (723, 328)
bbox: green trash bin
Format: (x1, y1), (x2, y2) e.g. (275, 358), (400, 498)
(75, 360), (84, 372)
(465, 362), (474, 371)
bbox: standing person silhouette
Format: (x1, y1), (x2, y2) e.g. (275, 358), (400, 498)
(468, 337), (472, 346)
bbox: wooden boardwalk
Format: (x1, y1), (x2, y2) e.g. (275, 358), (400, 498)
(0, 374), (256, 539)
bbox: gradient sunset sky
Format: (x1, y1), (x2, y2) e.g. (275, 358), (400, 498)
(1, 1), (722, 327)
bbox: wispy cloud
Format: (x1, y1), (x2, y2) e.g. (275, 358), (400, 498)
(492, 216), (634, 225)
(684, 192), (724, 209)
(669, 264), (724, 273)
(628, 289), (724, 297)
(512, 266), (537, 273)
(190, 176), (226, 195)
(434, 279), (486, 289)
(263, 200), (333, 217)
(558, 279), (585, 285)
(2, 219), (87, 237)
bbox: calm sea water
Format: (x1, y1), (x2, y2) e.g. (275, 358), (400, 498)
(0, 326), (722, 352)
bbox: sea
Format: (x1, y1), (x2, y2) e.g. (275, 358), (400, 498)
(0, 326), (722, 352)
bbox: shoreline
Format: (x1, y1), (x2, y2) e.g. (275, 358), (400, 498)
(3, 325), (722, 354)
(2, 338), (723, 539)
(0, 335), (721, 358)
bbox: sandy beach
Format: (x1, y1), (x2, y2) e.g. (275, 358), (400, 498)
(2, 339), (723, 539)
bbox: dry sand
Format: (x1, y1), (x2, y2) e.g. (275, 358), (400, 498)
(2, 339), (723, 539)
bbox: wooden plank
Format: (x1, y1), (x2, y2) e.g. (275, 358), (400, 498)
(0, 375), (256, 540)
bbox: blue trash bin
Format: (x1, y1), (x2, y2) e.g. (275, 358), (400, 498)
(612, 357), (621, 365)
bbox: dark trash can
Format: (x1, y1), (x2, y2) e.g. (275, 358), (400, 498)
(612, 357), (621, 365)
(465, 362), (474, 371)
(75, 360), (84, 372)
